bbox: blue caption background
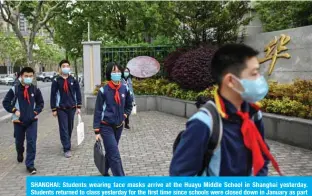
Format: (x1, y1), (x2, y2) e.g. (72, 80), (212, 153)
(27, 177), (311, 196)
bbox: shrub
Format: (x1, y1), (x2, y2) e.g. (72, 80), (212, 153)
(267, 79), (312, 106)
(93, 79), (312, 120)
(163, 48), (188, 79)
(260, 98), (310, 118)
(171, 45), (217, 91)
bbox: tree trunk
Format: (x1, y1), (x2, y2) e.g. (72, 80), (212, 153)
(27, 48), (34, 67)
(74, 57), (78, 80)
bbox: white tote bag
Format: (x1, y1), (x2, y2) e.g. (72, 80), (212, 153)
(77, 114), (85, 145)
(131, 104), (137, 115)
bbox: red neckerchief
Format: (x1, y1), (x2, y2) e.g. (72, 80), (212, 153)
(23, 85), (30, 104)
(63, 78), (69, 94)
(214, 89), (282, 176)
(108, 81), (121, 105)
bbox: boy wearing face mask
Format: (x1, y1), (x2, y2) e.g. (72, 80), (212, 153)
(121, 67), (136, 129)
(93, 62), (133, 176)
(50, 60), (82, 158)
(170, 44), (282, 176)
(2, 67), (44, 175)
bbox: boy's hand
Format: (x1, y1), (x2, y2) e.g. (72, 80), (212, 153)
(77, 109), (81, 114)
(95, 133), (101, 141)
(15, 111), (20, 117)
(52, 111), (57, 117)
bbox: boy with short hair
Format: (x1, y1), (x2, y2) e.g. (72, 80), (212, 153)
(170, 44), (282, 176)
(2, 67), (44, 175)
(50, 60), (82, 158)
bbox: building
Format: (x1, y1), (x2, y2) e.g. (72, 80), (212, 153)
(19, 14), (28, 36)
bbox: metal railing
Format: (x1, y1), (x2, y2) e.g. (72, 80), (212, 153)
(101, 45), (176, 80)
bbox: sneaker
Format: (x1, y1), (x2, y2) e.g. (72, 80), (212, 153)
(27, 167), (37, 175)
(64, 151), (72, 158)
(17, 153), (23, 163)
(125, 124), (130, 129)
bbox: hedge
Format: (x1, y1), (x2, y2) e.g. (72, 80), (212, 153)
(94, 79), (312, 120)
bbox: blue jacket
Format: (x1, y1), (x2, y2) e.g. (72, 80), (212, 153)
(93, 83), (133, 129)
(50, 75), (82, 111)
(170, 96), (269, 176)
(122, 78), (135, 103)
(2, 84), (44, 125)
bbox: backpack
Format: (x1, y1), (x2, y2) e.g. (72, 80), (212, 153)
(172, 100), (223, 176)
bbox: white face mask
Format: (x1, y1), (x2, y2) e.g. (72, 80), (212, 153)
(230, 75), (269, 103)
(62, 67), (70, 75)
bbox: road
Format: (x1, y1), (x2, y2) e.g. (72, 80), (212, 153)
(0, 82), (51, 123)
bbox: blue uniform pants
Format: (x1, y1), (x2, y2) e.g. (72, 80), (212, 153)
(100, 125), (125, 176)
(57, 108), (76, 152)
(14, 121), (38, 167)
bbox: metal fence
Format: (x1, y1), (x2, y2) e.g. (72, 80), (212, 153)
(100, 45), (176, 80)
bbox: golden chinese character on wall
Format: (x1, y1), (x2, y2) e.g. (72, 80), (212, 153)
(258, 34), (291, 76)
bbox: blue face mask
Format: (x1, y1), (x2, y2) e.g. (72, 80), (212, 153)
(124, 72), (130, 78)
(23, 77), (33, 85)
(62, 67), (70, 75)
(111, 73), (121, 82)
(233, 75), (269, 103)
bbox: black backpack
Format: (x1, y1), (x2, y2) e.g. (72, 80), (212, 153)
(172, 101), (223, 176)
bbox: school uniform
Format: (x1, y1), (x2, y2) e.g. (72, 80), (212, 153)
(121, 77), (135, 127)
(93, 81), (133, 176)
(2, 84), (44, 168)
(50, 75), (82, 153)
(170, 93), (281, 176)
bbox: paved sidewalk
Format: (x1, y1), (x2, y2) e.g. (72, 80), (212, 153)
(0, 111), (312, 195)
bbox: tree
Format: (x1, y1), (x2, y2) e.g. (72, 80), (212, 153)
(64, 1), (178, 44)
(50, 2), (88, 78)
(0, 1), (68, 67)
(173, 1), (252, 45)
(255, 1), (312, 32)
(0, 31), (25, 67)
(33, 37), (63, 71)
(126, 1), (179, 43)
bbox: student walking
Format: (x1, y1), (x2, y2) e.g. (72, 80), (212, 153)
(170, 44), (282, 176)
(50, 60), (82, 158)
(2, 67), (44, 175)
(121, 67), (136, 129)
(93, 62), (133, 176)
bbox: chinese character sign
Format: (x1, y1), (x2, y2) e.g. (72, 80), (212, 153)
(258, 34), (291, 76)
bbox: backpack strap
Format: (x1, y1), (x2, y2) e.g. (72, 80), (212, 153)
(33, 85), (37, 97)
(197, 101), (223, 176)
(12, 84), (19, 106)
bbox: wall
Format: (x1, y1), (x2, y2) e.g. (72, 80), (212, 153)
(244, 25), (312, 83)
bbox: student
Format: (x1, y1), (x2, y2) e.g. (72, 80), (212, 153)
(93, 62), (133, 176)
(2, 67), (44, 175)
(121, 67), (136, 129)
(170, 44), (282, 176)
(50, 60), (82, 158)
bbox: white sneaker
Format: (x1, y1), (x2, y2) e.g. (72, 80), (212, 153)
(64, 151), (72, 158)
